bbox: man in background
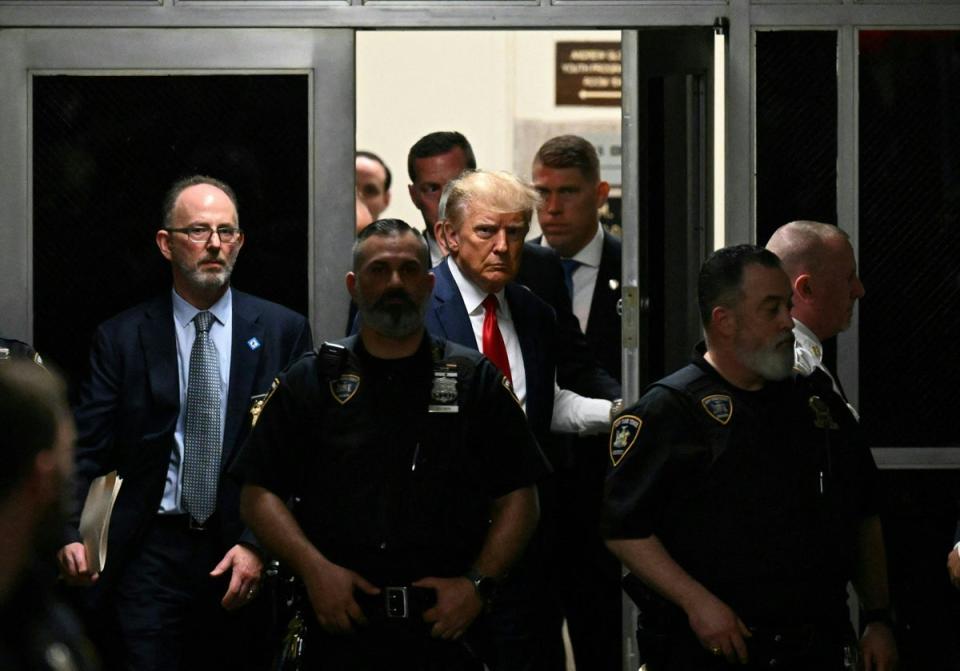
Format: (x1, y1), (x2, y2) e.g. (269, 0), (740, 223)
(356, 150), (392, 221)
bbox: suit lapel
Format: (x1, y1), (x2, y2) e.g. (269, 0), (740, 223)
(506, 283), (540, 392)
(430, 260), (477, 350)
(223, 291), (264, 466)
(140, 295), (179, 420)
(588, 231), (620, 337)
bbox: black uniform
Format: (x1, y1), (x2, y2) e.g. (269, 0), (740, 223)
(1, 565), (99, 671)
(233, 334), (549, 670)
(602, 351), (879, 670)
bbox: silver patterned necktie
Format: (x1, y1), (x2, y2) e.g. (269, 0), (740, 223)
(182, 310), (222, 524)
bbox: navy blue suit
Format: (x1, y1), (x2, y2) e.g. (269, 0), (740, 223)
(426, 258), (557, 440)
(425, 258), (566, 671)
(69, 289), (312, 670)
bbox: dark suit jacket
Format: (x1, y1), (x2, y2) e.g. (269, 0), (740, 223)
(69, 289), (312, 595)
(583, 231), (623, 383)
(516, 242), (621, 397)
(425, 258), (556, 439)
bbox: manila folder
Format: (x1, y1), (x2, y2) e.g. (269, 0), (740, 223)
(78, 471), (123, 574)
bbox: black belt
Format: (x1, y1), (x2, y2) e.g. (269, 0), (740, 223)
(155, 513), (214, 532)
(355, 586), (436, 622)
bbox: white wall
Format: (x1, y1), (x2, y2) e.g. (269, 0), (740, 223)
(356, 30), (620, 231)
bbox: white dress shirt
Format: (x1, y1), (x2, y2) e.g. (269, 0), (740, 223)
(161, 288), (233, 513)
(448, 258), (610, 436)
(541, 222), (604, 334)
(792, 318), (859, 421)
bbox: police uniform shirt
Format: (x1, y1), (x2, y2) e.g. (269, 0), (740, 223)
(233, 334), (550, 586)
(601, 350), (880, 627)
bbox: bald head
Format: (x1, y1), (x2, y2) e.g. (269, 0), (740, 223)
(766, 220), (865, 341)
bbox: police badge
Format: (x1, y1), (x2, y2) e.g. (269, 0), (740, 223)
(609, 415), (642, 466)
(429, 364), (459, 413)
(701, 394), (733, 425)
(330, 374), (361, 405)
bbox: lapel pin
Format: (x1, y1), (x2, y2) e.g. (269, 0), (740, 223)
(247, 337), (261, 351)
(609, 279), (620, 291)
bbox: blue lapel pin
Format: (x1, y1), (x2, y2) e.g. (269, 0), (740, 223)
(247, 337), (261, 351)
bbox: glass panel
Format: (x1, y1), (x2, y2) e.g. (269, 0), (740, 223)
(859, 31), (960, 448)
(755, 31), (838, 246)
(33, 74), (309, 394)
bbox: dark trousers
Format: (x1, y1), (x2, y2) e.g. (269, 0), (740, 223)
(104, 515), (270, 671)
(652, 624), (855, 671)
(551, 444), (623, 671)
(301, 620), (485, 671)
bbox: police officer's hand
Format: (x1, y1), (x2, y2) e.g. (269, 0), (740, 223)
(57, 542), (99, 586)
(413, 576), (483, 640)
(303, 558), (379, 634)
(861, 622), (898, 671)
(211, 543), (263, 611)
(687, 592), (751, 664)
(948, 546), (960, 589)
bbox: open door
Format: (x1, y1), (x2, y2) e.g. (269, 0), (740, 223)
(620, 25), (719, 670)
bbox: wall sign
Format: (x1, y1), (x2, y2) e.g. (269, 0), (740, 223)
(556, 42), (622, 107)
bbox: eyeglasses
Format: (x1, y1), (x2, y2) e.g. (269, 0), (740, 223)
(164, 225), (243, 244)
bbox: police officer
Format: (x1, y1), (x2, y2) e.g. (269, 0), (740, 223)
(602, 245), (895, 670)
(233, 219), (548, 670)
(0, 337), (43, 365)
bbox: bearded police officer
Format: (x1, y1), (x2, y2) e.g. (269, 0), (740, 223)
(602, 245), (895, 670)
(234, 219), (548, 670)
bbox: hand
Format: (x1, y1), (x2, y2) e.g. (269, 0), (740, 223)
(57, 542), (99, 586)
(947, 547), (960, 589)
(302, 559), (379, 634)
(860, 622), (898, 671)
(413, 576), (484, 640)
(211, 544), (263, 611)
(686, 592), (751, 664)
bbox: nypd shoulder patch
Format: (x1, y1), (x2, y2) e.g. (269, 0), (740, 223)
(701, 394), (733, 425)
(609, 415), (642, 467)
(330, 373), (361, 405)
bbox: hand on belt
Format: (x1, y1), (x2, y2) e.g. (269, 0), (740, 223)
(355, 585), (436, 622)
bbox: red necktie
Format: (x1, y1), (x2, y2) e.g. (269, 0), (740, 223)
(482, 294), (512, 383)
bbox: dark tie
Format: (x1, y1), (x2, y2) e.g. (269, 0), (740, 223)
(182, 311), (222, 524)
(482, 294), (512, 383)
(560, 258), (581, 299)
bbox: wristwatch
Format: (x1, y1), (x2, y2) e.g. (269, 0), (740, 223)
(464, 568), (498, 602)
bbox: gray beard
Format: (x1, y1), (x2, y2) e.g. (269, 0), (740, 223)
(738, 335), (795, 381)
(176, 259), (232, 293)
(357, 295), (427, 339)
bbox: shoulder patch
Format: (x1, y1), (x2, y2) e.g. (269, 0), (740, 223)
(701, 394), (733, 425)
(330, 373), (361, 405)
(250, 377), (280, 427)
(609, 415), (642, 466)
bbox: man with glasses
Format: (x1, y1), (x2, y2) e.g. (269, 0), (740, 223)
(57, 175), (313, 671)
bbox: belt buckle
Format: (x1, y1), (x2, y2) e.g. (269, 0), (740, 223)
(385, 586), (409, 619)
(187, 517), (206, 531)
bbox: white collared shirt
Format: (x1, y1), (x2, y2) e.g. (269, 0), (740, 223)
(160, 288), (233, 513)
(448, 258), (528, 409)
(448, 258), (610, 436)
(792, 318), (859, 421)
(541, 223), (603, 334)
